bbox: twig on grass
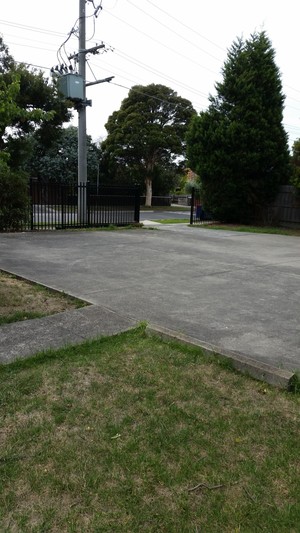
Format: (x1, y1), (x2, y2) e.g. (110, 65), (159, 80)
(188, 482), (225, 492)
(243, 486), (256, 503)
(188, 480), (240, 493)
(70, 499), (84, 508)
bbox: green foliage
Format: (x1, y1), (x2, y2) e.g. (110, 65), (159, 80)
(187, 32), (290, 223)
(100, 84), (195, 205)
(25, 126), (100, 184)
(0, 37), (71, 168)
(185, 179), (202, 196)
(290, 372), (300, 394)
(0, 160), (29, 231)
(290, 139), (300, 189)
(0, 72), (21, 131)
(0, 38), (72, 231)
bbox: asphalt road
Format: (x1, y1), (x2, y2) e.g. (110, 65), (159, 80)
(140, 208), (190, 221)
(0, 225), (299, 371)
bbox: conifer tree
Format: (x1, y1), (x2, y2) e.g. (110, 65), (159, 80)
(187, 32), (290, 223)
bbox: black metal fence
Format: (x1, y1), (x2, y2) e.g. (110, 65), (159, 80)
(28, 180), (140, 230)
(189, 187), (213, 225)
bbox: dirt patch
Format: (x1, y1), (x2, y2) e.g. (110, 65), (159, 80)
(0, 271), (87, 323)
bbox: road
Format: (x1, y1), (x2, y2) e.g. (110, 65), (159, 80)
(140, 207), (190, 221)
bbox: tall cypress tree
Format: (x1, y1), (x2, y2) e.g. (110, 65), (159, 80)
(187, 32), (290, 223)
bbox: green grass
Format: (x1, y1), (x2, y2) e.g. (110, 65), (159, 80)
(0, 311), (47, 326)
(0, 326), (299, 532)
(192, 223), (300, 236)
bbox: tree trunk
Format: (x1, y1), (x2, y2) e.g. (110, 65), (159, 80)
(145, 177), (152, 207)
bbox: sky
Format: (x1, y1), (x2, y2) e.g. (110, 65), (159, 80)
(1, 0), (300, 150)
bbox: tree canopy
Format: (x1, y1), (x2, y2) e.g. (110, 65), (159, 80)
(0, 37), (71, 169)
(187, 32), (290, 223)
(26, 126), (101, 184)
(0, 37), (72, 230)
(100, 84), (196, 206)
(290, 139), (300, 189)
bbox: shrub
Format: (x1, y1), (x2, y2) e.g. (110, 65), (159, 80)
(0, 161), (29, 231)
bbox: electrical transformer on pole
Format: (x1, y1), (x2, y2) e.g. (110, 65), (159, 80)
(78, 0), (87, 224)
(57, 0), (114, 225)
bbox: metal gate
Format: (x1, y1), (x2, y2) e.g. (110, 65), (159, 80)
(29, 180), (140, 230)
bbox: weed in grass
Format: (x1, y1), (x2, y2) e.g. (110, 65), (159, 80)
(290, 372), (300, 393)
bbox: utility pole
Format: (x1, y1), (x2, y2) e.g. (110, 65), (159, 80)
(74, 0), (114, 224)
(78, 0), (87, 224)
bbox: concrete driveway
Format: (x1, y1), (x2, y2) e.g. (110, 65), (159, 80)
(0, 225), (299, 371)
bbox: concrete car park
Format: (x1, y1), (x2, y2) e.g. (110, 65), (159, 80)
(0, 225), (299, 372)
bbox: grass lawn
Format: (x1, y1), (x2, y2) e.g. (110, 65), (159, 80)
(192, 223), (300, 237)
(0, 271), (87, 325)
(0, 326), (299, 532)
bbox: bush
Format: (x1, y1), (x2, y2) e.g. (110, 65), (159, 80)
(185, 179), (201, 196)
(0, 161), (29, 231)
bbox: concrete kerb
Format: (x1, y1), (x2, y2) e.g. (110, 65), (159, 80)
(146, 324), (296, 391)
(1, 268), (296, 389)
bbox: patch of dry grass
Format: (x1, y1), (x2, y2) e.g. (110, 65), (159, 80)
(0, 271), (87, 324)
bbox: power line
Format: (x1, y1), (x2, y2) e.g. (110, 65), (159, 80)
(113, 49), (211, 100)
(125, 0), (223, 63)
(2, 16), (300, 102)
(144, 0), (226, 52)
(4, 40), (57, 54)
(89, 58), (207, 108)
(109, 81), (201, 113)
(103, 9), (221, 77)
(0, 18), (65, 37)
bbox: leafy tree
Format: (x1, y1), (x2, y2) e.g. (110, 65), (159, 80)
(187, 32), (290, 223)
(100, 84), (195, 206)
(0, 38), (72, 230)
(290, 139), (300, 189)
(0, 37), (14, 74)
(0, 37), (71, 168)
(26, 126), (101, 184)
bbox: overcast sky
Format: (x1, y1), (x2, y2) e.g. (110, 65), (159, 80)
(1, 0), (300, 149)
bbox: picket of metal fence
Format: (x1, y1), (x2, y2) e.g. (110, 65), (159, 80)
(29, 181), (140, 230)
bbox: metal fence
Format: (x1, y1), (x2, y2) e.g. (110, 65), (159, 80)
(28, 180), (140, 230)
(189, 187), (213, 225)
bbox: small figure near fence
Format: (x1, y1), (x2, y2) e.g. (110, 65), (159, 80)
(189, 188), (213, 225)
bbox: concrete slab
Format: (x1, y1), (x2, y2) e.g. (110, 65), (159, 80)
(0, 227), (299, 371)
(0, 304), (137, 363)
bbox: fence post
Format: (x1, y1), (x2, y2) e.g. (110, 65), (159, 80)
(29, 178), (34, 231)
(134, 187), (140, 223)
(61, 183), (65, 229)
(87, 182), (90, 226)
(190, 187), (195, 225)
